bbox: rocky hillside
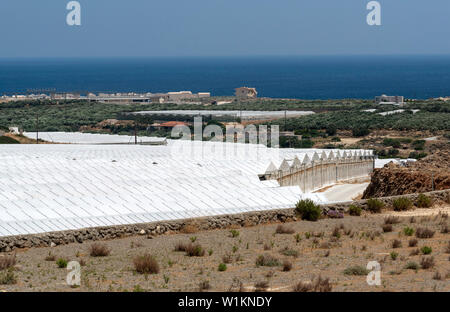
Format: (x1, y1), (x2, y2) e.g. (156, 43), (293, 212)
(363, 151), (450, 198)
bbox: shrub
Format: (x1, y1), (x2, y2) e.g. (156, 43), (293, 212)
(404, 261), (419, 270)
(294, 233), (302, 243)
(390, 251), (399, 260)
(352, 127), (370, 137)
(133, 254), (159, 274)
(408, 239), (418, 247)
(432, 272), (443, 281)
(229, 229), (240, 238)
(254, 281), (269, 292)
(331, 227), (341, 238)
(393, 197), (413, 211)
(410, 248), (420, 256)
(409, 151), (427, 159)
(0, 254), (16, 270)
(174, 241), (188, 252)
(255, 254), (280, 267)
(279, 247), (299, 258)
(45, 252), (56, 262)
(367, 198), (384, 213)
(282, 260), (292, 272)
(348, 205), (362, 216)
(343, 265), (369, 276)
(295, 199), (321, 221)
(0, 269), (16, 285)
(218, 263), (227, 272)
(222, 253), (233, 264)
(275, 224), (294, 234)
(185, 243), (205, 257)
(392, 239), (402, 248)
(326, 210), (344, 219)
(384, 216), (400, 224)
(441, 225), (449, 234)
(382, 224), (393, 233)
(403, 227), (414, 236)
(415, 228), (435, 239)
(89, 243), (111, 257)
(292, 276), (332, 292)
(199, 280), (211, 292)
(445, 242), (450, 254)
(420, 256), (435, 269)
(56, 258), (68, 268)
(421, 246), (432, 255)
(180, 224), (198, 234)
(416, 194), (432, 208)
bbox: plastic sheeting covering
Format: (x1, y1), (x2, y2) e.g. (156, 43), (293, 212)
(0, 142), (336, 237)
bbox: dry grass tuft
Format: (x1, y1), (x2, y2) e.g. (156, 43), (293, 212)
(255, 254), (280, 267)
(0, 254), (16, 270)
(415, 228), (435, 239)
(420, 256), (435, 269)
(408, 239), (418, 247)
(292, 276), (332, 292)
(254, 281), (269, 292)
(432, 271), (442, 280)
(382, 224), (393, 233)
(133, 254), (159, 274)
(185, 243), (205, 257)
(89, 243), (111, 257)
(45, 252), (56, 262)
(275, 224), (295, 234)
(222, 253), (233, 264)
(198, 280), (211, 292)
(384, 216), (400, 225)
(282, 260), (292, 272)
(444, 241), (450, 254)
(391, 239), (402, 249)
(181, 223), (199, 234)
(174, 241), (188, 252)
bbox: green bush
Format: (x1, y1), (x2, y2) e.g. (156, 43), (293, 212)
(343, 265), (369, 276)
(409, 151), (427, 159)
(403, 227), (414, 236)
(0, 269), (16, 285)
(229, 229), (240, 238)
(295, 199), (321, 221)
(218, 263), (227, 272)
(348, 205), (362, 216)
(352, 127), (370, 137)
(421, 246), (432, 255)
(412, 140), (425, 150)
(390, 251), (399, 260)
(255, 254), (280, 267)
(393, 197), (413, 211)
(367, 198), (384, 213)
(404, 262), (419, 270)
(416, 194), (432, 208)
(56, 258), (68, 268)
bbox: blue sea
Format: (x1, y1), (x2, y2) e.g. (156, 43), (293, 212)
(1, 56), (450, 99)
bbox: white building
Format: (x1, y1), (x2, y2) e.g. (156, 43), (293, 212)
(375, 95), (404, 105)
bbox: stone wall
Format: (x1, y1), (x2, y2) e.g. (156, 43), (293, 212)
(0, 189), (448, 252)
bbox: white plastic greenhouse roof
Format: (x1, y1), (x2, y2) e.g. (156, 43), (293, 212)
(0, 139), (372, 237)
(24, 132), (167, 145)
(133, 110), (315, 120)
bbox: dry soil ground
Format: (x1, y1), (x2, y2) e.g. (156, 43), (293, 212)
(0, 206), (449, 292)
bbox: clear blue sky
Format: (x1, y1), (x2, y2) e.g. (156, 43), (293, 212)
(1, 0), (449, 57)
